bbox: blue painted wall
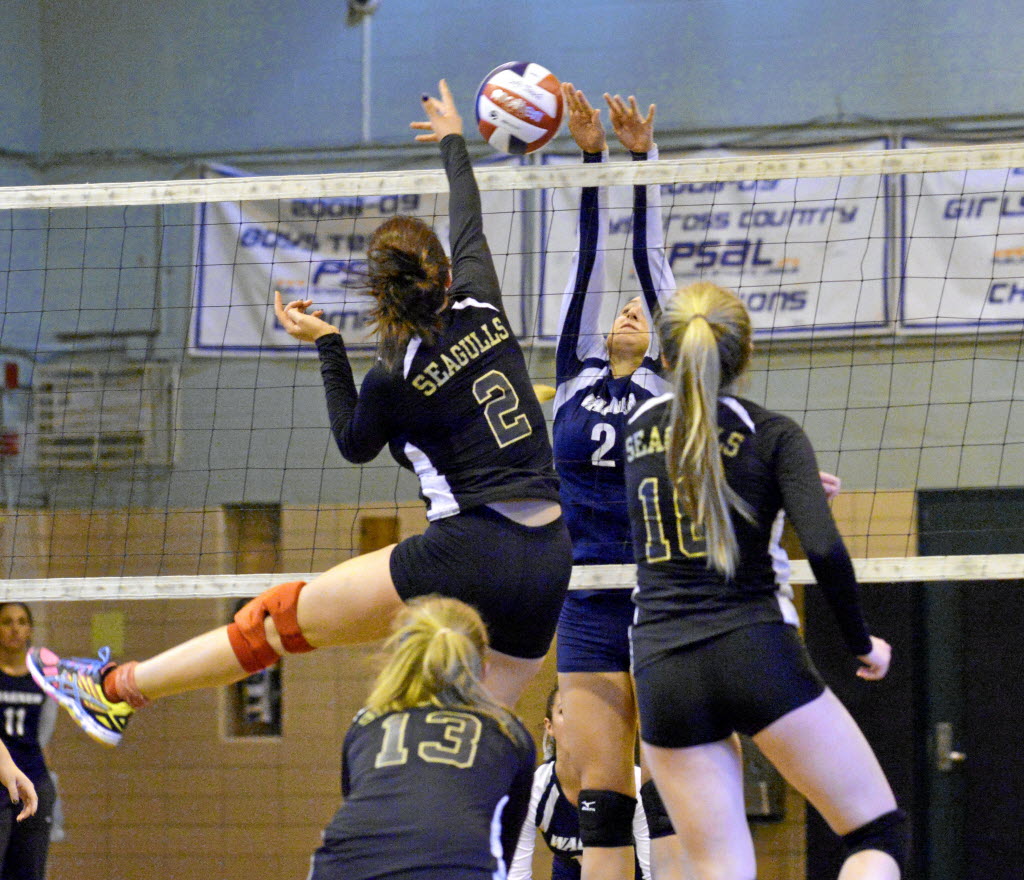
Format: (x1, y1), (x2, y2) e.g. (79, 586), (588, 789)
(0, 0), (41, 184)
(0, 1), (1021, 515)
(33, 0), (1024, 159)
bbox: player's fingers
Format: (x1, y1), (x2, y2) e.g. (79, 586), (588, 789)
(645, 103), (657, 124)
(438, 78), (454, 109)
(15, 782), (35, 820)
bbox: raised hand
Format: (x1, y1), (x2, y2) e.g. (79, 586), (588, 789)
(605, 93), (656, 154)
(561, 82), (606, 154)
(411, 79), (464, 143)
(273, 290), (339, 344)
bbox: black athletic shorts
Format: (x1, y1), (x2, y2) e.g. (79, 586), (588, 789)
(633, 621), (826, 748)
(390, 505), (572, 659)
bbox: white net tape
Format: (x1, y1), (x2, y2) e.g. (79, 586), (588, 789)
(4, 141), (1024, 208)
(3, 554), (1021, 602)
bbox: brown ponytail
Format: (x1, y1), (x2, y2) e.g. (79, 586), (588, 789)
(366, 216), (451, 368)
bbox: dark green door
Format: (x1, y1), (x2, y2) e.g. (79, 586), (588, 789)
(804, 487), (1024, 879)
(917, 488), (1024, 879)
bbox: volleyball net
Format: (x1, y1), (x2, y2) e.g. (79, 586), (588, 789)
(1, 139), (1022, 879)
(0, 138), (1021, 589)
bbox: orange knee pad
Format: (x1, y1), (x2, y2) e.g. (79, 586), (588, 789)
(227, 580), (315, 674)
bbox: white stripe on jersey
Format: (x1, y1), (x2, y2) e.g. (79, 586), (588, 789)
(403, 336), (422, 379)
(631, 365), (668, 397)
(720, 397), (799, 623)
(537, 761), (558, 832)
(490, 793), (510, 880)
(769, 510), (800, 626)
(553, 364), (609, 415)
(452, 297), (499, 313)
(403, 440), (459, 520)
(403, 298), (497, 379)
(627, 391), (673, 425)
(720, 396), (756, 432)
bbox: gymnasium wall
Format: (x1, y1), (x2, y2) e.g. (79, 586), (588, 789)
(0, 0), (40, 185)
(0, 0), (1020, 512)
(24, 0), (1024, 159)
(0, 1), (41, 157)
(0, 4), (1011, 878)
(14, 491), (910, 880)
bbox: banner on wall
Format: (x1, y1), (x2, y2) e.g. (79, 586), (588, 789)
(189, 161), (524, 357)
(900, 138), (1024, 333)
(535, 141), (891, 341)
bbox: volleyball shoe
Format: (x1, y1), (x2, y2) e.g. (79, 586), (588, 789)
(27, 646), (133, 747)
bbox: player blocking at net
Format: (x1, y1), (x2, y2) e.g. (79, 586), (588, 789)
(27, 79), (573, 748)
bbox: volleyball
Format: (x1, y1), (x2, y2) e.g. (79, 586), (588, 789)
(475, 62), (564, 155)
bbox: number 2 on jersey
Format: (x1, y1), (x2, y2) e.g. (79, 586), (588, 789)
(637, 477), (706, 562)
(473, 370), (533, 448)
(591, 422), (616, 468)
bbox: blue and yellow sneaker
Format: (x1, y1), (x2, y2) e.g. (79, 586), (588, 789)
(27, 646), (132, 747)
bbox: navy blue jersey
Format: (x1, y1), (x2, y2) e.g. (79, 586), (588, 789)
(0, 672), (48, 783)
(318, 134), (559, 520)
(624, 394), (872, 671)
(552, 149), (674, 565)
(508, 761), (650, 880)
(313, 705), (535, 880)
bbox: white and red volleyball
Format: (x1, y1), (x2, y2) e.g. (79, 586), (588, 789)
(475, 62), (563, 155)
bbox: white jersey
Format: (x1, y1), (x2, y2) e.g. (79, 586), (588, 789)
(507, 761), (652, 880)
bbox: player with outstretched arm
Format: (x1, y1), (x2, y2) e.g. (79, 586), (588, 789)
(29, 81), (572, 746)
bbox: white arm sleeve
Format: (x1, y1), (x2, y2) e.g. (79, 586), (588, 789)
(555, 151), (611, 365)
(631, 766), (653, 880)
(507, 764), (546, 880)
(636, 146), (676, 363)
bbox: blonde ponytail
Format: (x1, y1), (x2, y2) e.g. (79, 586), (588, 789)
(364, 595), (514, 738)
(659, 282), (754, 578)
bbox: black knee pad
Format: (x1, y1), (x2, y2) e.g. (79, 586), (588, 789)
(639, 779), (674, 839)
(842, 809), (907, 872)
(578, 789), (637, 849)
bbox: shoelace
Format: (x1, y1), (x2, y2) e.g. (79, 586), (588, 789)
(56, 647), (111, 700)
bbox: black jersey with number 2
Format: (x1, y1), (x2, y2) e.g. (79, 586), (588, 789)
(624, 394), (872, 669)
(310, 705), (536, 880)
(316, 134), (559, 521)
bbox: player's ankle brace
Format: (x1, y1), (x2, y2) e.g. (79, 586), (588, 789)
(102, 661), (150, 709)
(578, 789), (637, 849)
(639, 779), (674, 839)
(842, 809), (907, 873)
(226, 580), (314, 674)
